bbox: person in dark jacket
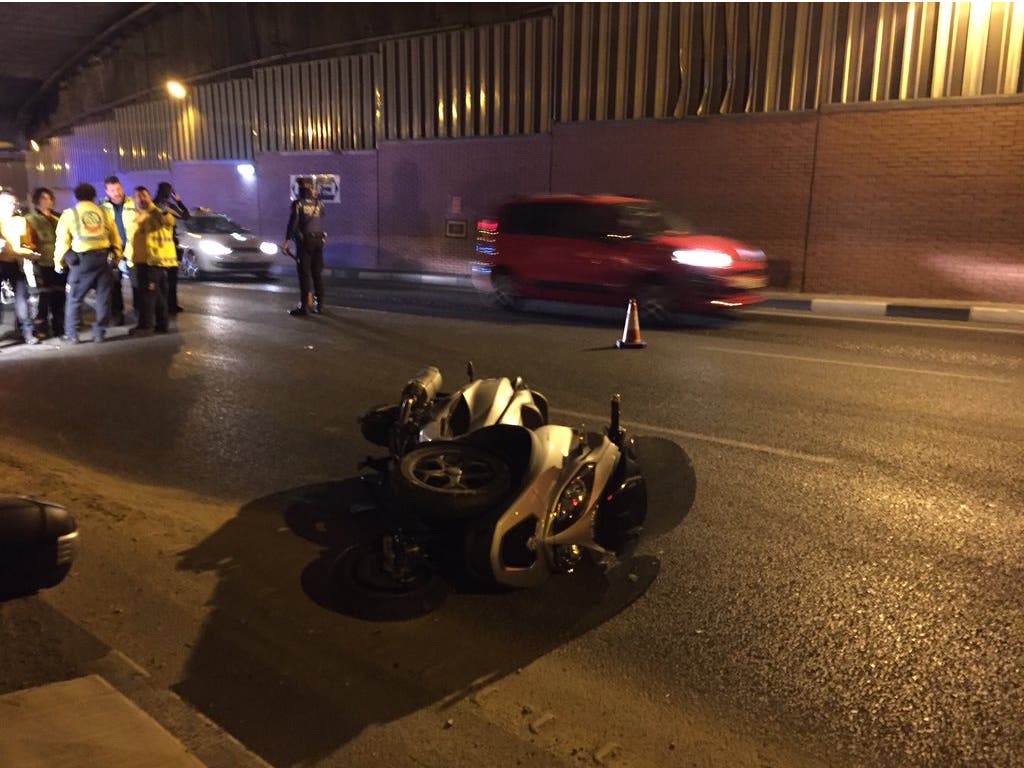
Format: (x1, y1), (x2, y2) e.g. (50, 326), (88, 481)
(24, 187), (65, 338)
(154, 181), (188, 314)
(281, 177), (326, 317)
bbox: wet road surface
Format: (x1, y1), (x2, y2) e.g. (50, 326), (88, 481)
(1, 280), (1021, 767)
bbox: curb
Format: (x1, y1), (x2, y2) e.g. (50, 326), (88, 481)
(757, 297), (1024, 325)
(269, 265), (475, 290)
(265, 266), (1024, 326)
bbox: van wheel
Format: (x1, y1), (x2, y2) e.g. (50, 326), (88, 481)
(637, 284), (675, 326)
(492, 272), (520, 311)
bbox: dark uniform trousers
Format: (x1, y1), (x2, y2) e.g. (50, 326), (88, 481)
(0, 261), (33, 339)
(135, 264), (169, 332)
(35, 266), (67, 336)
(64, 250), (114, 340)
(295, 233), (325, 305)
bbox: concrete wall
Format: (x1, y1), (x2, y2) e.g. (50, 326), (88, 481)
(169, 162), (261, 233)
(255, 151), (378, 269)
(377, 135), (552, 272)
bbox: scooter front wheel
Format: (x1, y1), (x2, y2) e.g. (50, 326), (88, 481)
(330, 543), (448, 620)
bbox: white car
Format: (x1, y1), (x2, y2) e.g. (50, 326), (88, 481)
(176, 213), (279, 279)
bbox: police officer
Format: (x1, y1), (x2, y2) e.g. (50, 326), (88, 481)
(129, 186), (177, 334)
(54, 183), (122, 344)
(281, 177), (326, 316)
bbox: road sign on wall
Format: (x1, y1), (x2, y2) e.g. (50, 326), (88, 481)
(289, 174), (340, 203)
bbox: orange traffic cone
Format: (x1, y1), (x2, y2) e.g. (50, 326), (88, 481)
(616, 298), (646, 349)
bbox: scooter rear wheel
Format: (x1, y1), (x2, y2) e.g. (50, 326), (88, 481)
(330, 542), (448, 620)
(393, 443), (511, 519)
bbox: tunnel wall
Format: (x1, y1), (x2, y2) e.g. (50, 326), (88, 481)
(549, 115), (817, 293)
(376, 135), (552, 271)
(806, 101), (1024, 302)
(24, 97), (1024, 302)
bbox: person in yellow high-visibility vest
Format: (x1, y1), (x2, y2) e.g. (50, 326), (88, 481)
(129, 186), (177, 335)
(54, 183), (122, 344)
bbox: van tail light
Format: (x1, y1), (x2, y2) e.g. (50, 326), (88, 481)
(476, 219), (499, 257)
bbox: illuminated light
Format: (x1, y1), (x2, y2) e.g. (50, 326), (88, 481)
(198, 239), (232, 257)
(51, 163), (61, 171)
(259, 241), (278, 255)
(118, 147), (125, 157)
(672, 249), (733, 269)
(710, 300), (743, 308)
(30, 139), (40, 152)
(437, 101), (445, 122)
(63, 162), (70, 170)
(102, 147), (108, 154)
(166, 80), (188, 99)
(36, 163), (44, 172)
(477, 219), (498, 232)
(236, 163), (255, 179)
(252, 129), (258, 137)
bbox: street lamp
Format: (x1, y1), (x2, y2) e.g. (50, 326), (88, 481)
(29, 139), (40, 152)
(166, 80), (187, 100)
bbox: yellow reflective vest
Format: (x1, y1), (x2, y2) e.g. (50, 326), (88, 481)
(131, 207), (178, 268)
(54, 202), (122, 268)
(100, 198), (138, 266)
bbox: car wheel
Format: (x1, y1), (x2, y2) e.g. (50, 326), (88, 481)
(492, 272), (520, 311)
(637, 284), (676, 326)
(330, 541), (448, 620)
(179, 252), (202, 280)
(392, 443), (511, 518)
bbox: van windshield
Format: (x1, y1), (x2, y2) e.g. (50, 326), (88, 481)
(615, 203), (694, 237)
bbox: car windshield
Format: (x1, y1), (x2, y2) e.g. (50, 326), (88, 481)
(185, 216), (249, 234)
(615, 203), (694, 237)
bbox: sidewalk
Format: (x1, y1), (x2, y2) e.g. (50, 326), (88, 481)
(269, 265), (1024, 326)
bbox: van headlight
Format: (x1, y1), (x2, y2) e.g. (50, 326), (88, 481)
(198, 240), (232, 257)
(260, 241), (278, 255)
(672, 249), (733, 268)
(547, 464), (596, 535)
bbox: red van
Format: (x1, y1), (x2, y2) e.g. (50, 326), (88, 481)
(472, 195), (767, 319)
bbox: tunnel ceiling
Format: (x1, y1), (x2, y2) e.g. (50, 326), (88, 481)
(0, 2), (552, 147)
(0, 2), (128, 143)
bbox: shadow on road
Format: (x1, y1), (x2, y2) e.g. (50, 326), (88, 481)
(173, 435), (695, 766)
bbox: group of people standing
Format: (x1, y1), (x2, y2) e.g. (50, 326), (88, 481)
(0, 176), (188, 346)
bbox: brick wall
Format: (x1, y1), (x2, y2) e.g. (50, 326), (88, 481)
(551, 116), (818, 290)
(806, 101), (1024, 301)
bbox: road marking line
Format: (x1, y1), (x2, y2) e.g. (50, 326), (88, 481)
(698, 345), (1013, 383)
(551, 408), (836, 464)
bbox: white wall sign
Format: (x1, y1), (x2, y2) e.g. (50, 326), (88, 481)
(289, 174), (340, 203)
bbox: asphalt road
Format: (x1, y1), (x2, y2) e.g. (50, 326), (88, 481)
(1, 279), (1021, 768)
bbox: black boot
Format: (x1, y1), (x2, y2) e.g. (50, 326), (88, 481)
(289, 305), (307, 317)
(312, 295), (323, 314)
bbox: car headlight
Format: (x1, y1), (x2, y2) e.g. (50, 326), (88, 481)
(672, 249), (733, 268)
(259, 241), (278, 255)
(548, 464), (596, 536)
(198, 240), (232, 257)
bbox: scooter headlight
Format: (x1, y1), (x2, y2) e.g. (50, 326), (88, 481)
(548, 464), (596, 535)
